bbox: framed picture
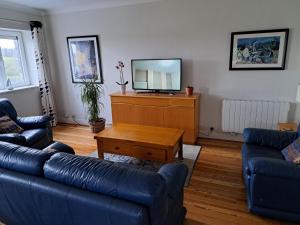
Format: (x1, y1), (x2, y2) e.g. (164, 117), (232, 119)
(67, 35), (103, 83)
(229, 29), (289, 70)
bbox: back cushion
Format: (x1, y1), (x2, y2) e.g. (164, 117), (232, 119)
(0, 141), (55, 176)
(0, 115), (23, 134)
(44, 153), (166, 206)
(0, 99), (18, 120)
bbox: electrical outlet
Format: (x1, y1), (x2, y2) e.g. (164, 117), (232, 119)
(71, 115), (75, 119)
(64, 113), (69, 118)
(210, 127), (214, 132)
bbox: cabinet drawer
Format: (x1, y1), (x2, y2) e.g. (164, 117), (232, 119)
(132, 145), (166, 161)
(111, 96), (168, 107)
(169, 99), (194, 107)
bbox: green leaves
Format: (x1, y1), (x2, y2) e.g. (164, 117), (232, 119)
(80, 77), (104, 121)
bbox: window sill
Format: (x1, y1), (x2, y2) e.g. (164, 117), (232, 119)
(0, 85), (39, 94)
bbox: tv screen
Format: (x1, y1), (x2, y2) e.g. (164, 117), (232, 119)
(131, 58), (182, 91)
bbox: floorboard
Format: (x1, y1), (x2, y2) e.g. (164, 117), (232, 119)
(53, 124), (295, 225)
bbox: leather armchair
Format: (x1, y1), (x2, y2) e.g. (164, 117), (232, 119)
(242, 125), (300, 222)
(0, 98), (53, 149)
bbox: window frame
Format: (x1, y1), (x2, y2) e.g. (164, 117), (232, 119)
(0, 29), (30, 90)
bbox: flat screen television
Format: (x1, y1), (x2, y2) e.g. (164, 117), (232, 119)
(131, 58), (182, 92)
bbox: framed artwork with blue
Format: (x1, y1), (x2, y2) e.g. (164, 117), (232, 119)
(67, 35), (103, 83)
(229, 29), (289, 70)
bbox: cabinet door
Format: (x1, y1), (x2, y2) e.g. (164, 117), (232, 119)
(164, 106), (195, 143)
(112, 103), (165, 126)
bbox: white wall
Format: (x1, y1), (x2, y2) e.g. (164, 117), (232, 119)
(0, 4), (43, 116)
(0, 87), (42, 116)
(44, 0), (300, 130)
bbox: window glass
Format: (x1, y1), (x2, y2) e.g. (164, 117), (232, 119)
(0, 30), (29, 90)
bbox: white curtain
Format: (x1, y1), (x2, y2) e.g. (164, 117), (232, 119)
(30, 21), (57, 126)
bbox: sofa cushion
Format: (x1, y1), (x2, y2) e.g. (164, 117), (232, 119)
(281, 138), (300, 163)
(0, 141), (55, 176)
(0, 115), (23, 134)
(44, 153), (167, 225)
(243, 144), (284, 162)
(21, 129), (48, 146)
(44, 153), (166, 204)
(242, 144), (283, 179)
(0, 98), (18, 120)
(43, 142), (75, 154)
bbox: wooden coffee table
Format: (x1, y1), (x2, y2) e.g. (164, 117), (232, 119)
(94, 123), (184, 163)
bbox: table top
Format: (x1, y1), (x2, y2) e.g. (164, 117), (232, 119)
(94, 123), (184, 147)
(110, 91), (200, 99)
(278, 122), (298, 131)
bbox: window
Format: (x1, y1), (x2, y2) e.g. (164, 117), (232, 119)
(0, 30), (30, 90)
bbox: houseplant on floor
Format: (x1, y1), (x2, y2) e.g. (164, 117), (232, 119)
(80, 77), (105, 133)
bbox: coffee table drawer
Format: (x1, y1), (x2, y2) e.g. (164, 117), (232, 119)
(102, 140), (131, 155)
(132, 145), (166, 161)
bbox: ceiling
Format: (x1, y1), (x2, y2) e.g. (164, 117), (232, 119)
(0, 0), (161, 14)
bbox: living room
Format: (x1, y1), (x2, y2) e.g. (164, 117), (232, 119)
(0, 0), (299, 224)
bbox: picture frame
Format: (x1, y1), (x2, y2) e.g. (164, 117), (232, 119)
(67, 35), (103, 83)
(229, 29), (289, 70)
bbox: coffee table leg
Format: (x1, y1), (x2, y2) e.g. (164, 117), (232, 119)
(178, 136), (183, 160)
(97, 139), (104, 160)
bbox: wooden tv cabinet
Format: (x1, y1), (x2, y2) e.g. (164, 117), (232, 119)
(110, 92), (200, 144)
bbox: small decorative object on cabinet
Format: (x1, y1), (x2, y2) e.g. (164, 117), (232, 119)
(229, 29), (289, 70)
(67, 35), (103, 83)
(80, 77), (105, 133)
(185, 86), (194, 96)
(115, 61), (128, 94)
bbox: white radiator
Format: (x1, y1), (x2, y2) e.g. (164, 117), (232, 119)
(222, 99), (290, 133)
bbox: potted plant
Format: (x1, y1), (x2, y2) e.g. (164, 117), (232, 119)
(80, 77), (105, 133)
(115, 61), (128, 94)
(186, 86), (194, 96)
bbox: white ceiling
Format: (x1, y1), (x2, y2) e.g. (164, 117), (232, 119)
(0, 0), (161, 14)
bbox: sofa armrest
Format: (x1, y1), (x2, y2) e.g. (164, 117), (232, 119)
(243, 128), (297, 150)
(158, 163), (188, 199)
(248, 157), (300, 180)
(0, 134), (26, 145)
(17, 116), (51, 129)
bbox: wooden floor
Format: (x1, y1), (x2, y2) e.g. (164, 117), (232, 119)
(53, 124), (295, 225)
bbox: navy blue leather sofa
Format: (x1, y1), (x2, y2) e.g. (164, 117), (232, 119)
(242, 124), (300, 222)
(0, 98), (53, 149)
(0, 141), (188, 225)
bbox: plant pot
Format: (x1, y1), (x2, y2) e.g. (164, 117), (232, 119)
(120, 84), (127, 94)
(89, 118), (106, 133)
(186, 87), (194, 96)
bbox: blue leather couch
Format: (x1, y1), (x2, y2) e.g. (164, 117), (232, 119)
(0, 141), (188, 225)
(0, 98), (53, 149)
(242, 124), (300, 222)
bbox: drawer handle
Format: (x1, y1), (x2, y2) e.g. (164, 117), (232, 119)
(115, 146), (120, 150)
(147, 152), (152, 156)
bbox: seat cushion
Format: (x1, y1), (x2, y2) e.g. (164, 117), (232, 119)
(0, 115), (23, 134)
(21, 129), (48, 146)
